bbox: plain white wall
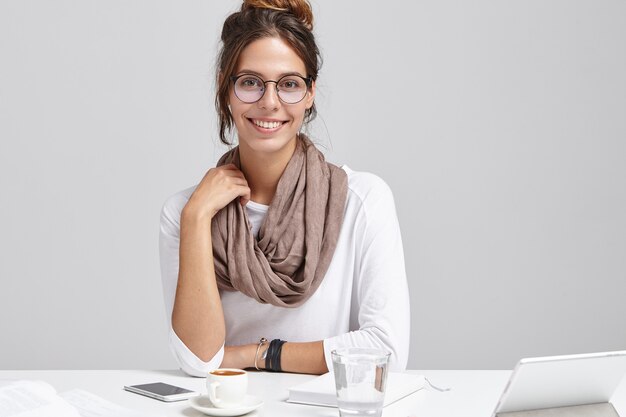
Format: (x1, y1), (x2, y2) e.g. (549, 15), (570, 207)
(1, 0), (624, 370)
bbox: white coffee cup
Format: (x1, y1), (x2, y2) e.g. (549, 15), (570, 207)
(207, 368), (248, 408)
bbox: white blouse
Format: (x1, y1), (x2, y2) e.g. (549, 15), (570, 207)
(159, 166), (410, 377)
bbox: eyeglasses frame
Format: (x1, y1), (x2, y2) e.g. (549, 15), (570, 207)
(230, 73), (314, 104)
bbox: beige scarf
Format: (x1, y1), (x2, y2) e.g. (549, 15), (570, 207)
(211, 135), (348, 307)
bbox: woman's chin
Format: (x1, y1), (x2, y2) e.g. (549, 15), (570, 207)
(238, 132), (297, 155)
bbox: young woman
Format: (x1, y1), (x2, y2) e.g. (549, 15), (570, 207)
(159, 0), (410, 376)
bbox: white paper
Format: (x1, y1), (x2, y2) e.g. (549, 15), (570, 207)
(0, 380), (80, 417)
(0, 381), (155, 417)
(59, 389), (157, 417)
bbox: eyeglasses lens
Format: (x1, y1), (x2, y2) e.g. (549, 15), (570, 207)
(234, 75), (307, 104)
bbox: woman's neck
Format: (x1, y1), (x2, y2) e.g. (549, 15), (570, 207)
(238, 138), (297, 205)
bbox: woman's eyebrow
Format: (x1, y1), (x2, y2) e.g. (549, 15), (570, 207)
(237, 69), (306, 78)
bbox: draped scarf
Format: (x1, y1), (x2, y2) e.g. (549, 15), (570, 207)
(211, 135), (348, 307)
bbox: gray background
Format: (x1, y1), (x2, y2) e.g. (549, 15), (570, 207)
(1, 0), (624, 370)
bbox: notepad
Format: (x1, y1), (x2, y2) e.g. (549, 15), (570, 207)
(287, 372), (425, 407)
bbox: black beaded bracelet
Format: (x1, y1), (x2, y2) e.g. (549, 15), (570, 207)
(266, 339), (286, 372)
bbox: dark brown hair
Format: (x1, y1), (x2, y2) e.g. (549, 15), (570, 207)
(215, 0), (321, 145)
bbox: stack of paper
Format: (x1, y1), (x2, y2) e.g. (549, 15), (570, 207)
(0, 380), (156, 417)
(287, 372), (425, 407)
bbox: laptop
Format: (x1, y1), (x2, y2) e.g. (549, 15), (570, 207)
(493, 350), (626, 416)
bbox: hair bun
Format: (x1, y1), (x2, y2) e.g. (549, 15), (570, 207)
(242, 0), (314, 30)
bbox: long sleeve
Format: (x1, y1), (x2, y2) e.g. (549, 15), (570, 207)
(159, 189), (224, 377)
(322, 174), (411, 372)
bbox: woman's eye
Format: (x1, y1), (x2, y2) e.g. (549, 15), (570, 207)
(241, 78), (261, 87)
(280, 79), (300, 89)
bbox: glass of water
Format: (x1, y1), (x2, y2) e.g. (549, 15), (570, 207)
(331, 347), (390, 417)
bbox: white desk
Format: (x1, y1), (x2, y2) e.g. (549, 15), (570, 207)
(1, 370), (625, 417)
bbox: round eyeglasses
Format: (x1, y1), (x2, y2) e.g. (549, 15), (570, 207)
(230, 74), (313, 104)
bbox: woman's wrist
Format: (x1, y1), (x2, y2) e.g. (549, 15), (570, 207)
(223, 344), (262, 369)
(181, 203), (215, 226)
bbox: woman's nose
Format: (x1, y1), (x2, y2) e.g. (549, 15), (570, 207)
(257, 82), (280, 110)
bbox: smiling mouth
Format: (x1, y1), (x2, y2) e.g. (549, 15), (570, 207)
(248, 118), (287, 130)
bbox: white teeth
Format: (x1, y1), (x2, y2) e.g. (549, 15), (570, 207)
(253, 119), (282, 129)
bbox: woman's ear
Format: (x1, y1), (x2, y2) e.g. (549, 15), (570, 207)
(305, 79), (316, 109)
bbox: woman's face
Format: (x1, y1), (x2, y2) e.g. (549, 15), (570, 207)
(229, 36), (315, 156)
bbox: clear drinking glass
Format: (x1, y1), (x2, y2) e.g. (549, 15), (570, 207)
(331, 348), (390, 417)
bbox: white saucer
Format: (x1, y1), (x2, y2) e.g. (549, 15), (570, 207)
(189, 395), (263, 416)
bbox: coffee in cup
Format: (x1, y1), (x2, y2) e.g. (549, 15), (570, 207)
(207, 368), (247, 408)
(210, 370), (245, 376)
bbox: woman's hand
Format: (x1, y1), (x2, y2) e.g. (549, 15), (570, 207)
(183, 164), (251, 221)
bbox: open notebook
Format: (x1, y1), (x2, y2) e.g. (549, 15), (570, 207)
(287, 372), (425, 407)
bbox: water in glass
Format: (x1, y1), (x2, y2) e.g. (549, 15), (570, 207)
(332, 348), (389, 417)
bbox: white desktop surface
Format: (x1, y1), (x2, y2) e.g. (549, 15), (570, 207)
(1, 370), (625, 417)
